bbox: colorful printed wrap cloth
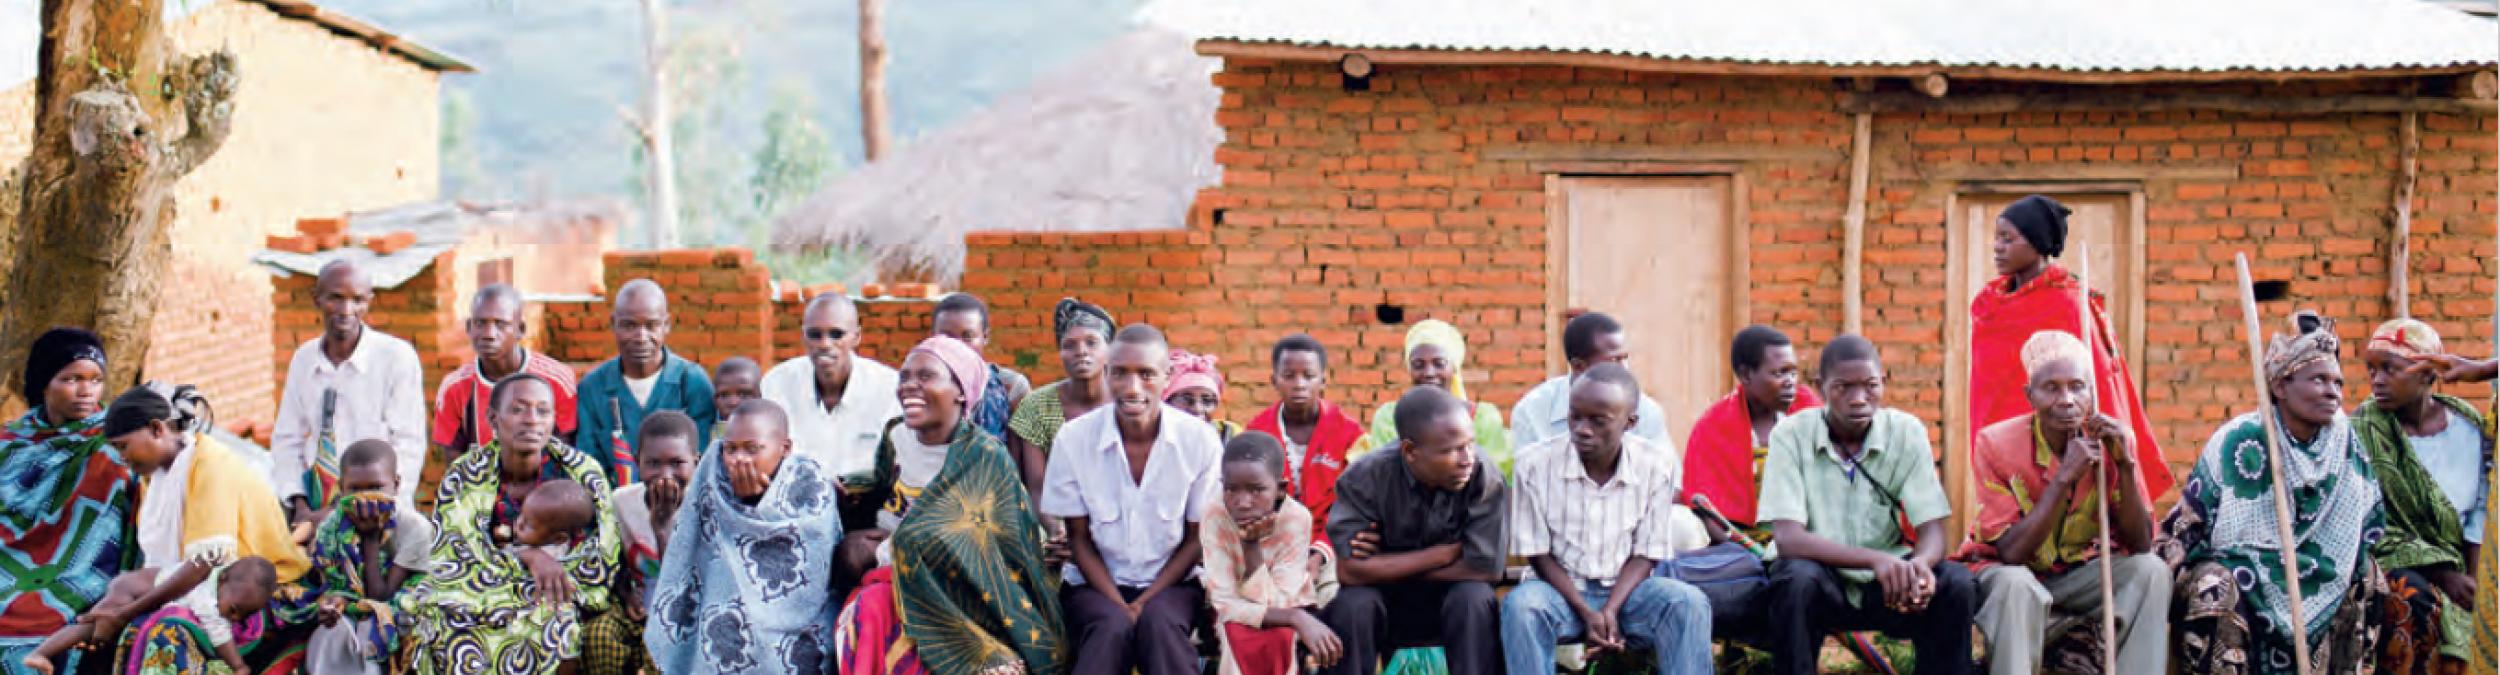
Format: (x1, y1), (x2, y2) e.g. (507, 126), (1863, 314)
(646, 450), (843, 675)
(399, 442), (619, 675)
(276, 492), (413, 668)
(116, 601), (267, 675)
(0, 409), (135, 675)
(2160, 411), (2385, 673)
(835, 426), (1062, 675)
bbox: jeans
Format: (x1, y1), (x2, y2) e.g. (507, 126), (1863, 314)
(1498, 576), (1714, 675)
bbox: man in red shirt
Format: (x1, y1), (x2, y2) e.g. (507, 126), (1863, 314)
(424, 284), (579, 509)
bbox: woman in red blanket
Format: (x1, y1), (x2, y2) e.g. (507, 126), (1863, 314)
(1968, 195), (2173, 501)
(1683, 325), (1821, 540)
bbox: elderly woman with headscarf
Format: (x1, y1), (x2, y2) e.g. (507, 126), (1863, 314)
(2352, 318), (2488, 673)
(836, 336), (1063, 675)
(0, 329), (140, 675)
(1353, 320), (1512, 474)
(1164, 349), (1243, 442)
(644, 397), (842, 675)
(2156, 312), (2388, 675)
(94, 383), (311, 671)
(1969, 195), (2173, 501)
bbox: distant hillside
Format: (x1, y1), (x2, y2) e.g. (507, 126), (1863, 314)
(315, 0), (1149, 206)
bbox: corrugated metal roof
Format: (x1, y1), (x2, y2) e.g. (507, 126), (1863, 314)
(1140, 0), (2497, 74)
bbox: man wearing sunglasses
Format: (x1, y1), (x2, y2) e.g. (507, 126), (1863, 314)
(575, 278), (718, 483)
(761, 291), (900, 527)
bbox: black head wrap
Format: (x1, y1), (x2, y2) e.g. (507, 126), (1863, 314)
(1052, 298), (1115, 342)
(2000, 194), (2072, 258)
(23, 327), (105, 408)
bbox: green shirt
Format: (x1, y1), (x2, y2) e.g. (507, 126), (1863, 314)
(1756, 407), (1952, 606)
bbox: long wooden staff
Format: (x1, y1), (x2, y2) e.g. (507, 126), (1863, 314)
(2233, 254), (2314, 675)
(2073, 245), (2118, 673)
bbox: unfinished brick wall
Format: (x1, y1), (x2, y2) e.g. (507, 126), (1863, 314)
(1057, 58), (2499, 491)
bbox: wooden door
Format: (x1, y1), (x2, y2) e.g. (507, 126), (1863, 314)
(1547, 175), (1743, 454)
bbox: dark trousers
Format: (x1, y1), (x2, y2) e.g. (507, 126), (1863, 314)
(1765, 558), (1976, 675)
(1319, 580), (1499, 675)
(1063, 582), (1204, 675)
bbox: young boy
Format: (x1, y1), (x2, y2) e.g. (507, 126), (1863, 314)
(584, 412), (700, 675)
(306, 440), (439, 675)
(23, 557), (280, 675)
(711, 357), (762, 445)
(1201, 433), (1340, 675)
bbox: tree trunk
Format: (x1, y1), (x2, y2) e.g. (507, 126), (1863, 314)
(639, 0), (680, 248)
(858, 0), (891, 162)
(0, 0), (237, 411)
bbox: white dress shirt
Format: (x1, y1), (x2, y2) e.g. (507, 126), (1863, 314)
(1509, 434), (1683, 584)
(270, 327), (427, 504)
(1040, 405), (1223, 588)
(1508, 374), (1674, 457)
(759, 354), (901, 486)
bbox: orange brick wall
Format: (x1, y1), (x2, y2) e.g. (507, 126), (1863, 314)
(954, 60), (2498, 492)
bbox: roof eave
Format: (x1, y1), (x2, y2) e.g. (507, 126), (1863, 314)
(1196, 39), (2494, 85)
(248, 0), (477, 74)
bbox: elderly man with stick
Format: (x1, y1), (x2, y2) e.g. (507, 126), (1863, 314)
(1955, 331), (2168, 675)
(2156, 300), (2388, 675)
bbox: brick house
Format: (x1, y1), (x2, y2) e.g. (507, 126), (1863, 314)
(0, 0), (468, 425)
(931, 0), (2500, 523)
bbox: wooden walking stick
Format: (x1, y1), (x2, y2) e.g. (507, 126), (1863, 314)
(2073, 245), (2118, 674)
(2233, 254), (2314, 675)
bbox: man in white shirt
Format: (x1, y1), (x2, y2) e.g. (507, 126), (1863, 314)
(271, 258), (428, 518)
(1510, 312), (1672, 454)
(1501, 364), (1712, 675)
(1041, 324), (1221, 675)
(760, 292), (899, 526)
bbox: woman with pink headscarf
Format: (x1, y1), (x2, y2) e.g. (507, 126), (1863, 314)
(1166, 349), (1245, 442)
(834, 336), (1062, 675)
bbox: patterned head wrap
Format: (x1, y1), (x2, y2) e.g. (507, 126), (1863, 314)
(1999, 194), (2072, 258)
(1052, 298), (1115, 342)
(22, 327), (106, 407)
(1164, 349), (1223, 400)
(2264, 311), (2341, 384)
(909, 336), (989, 411)
(1404, 319), (1472, 400)
(2365, 318), (2442, 361)
(2019, 330), (2094, 390)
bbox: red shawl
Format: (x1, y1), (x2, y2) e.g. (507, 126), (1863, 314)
(1969, 264), (2175, 499)
(1245, 399), (1363, 545)
(1681, 386), (1822, 527)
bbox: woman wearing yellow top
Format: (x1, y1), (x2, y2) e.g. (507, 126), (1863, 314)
(1352, 320), (1512, 475)
(98, 382), (311, 669)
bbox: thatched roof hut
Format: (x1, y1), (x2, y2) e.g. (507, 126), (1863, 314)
(771, 27), (1222, 284)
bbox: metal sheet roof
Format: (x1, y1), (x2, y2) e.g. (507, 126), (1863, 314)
(1140, 0), (2497, 74)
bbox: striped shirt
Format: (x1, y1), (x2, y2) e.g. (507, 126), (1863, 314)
(1509, 433), (1682, 584)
